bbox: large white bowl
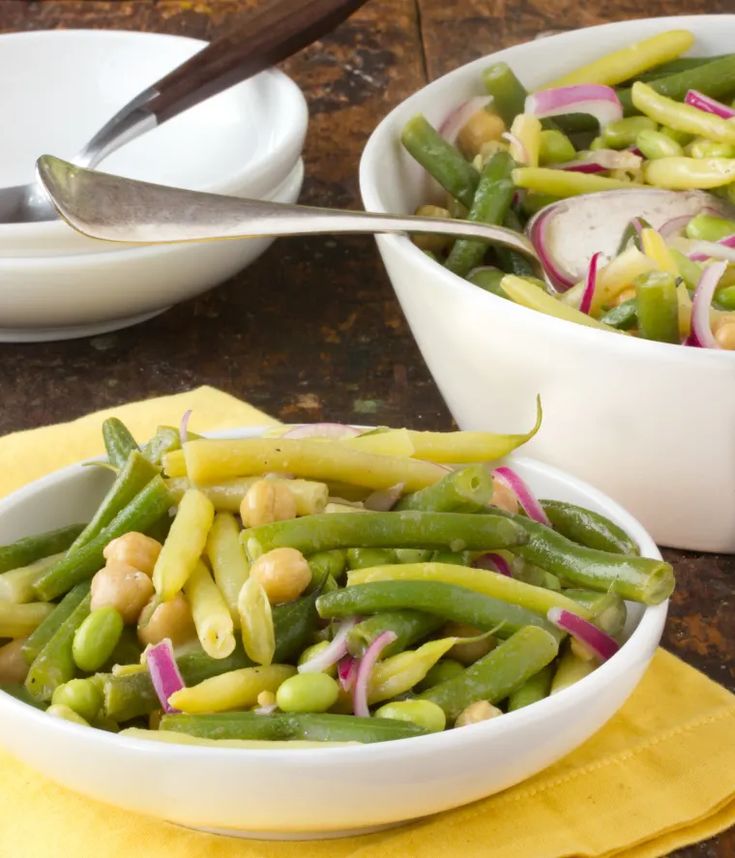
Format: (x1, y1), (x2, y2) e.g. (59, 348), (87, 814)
(0, 428), (666, 838)
(360, 15), (735, 553)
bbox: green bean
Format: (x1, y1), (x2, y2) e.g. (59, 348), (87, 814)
(495, 210), (536, 276)
(271, 589), (321, 664)
(0, 682), (45, 709)
(160, 711), (428, 743)
(507, 557), (561, 591)
(0, 553), (63, 603)
(635, 270), (679, 343)
(102, 418), (139, 468)
(22, 581), (91, 666)
(25, 586), (91, 701)
(540, 499), (638, 555)
(419, 626), (559, 720)
(601, 116), (656, 149)
(551, 642), (595, 693)
(141, 426), (181, 465)
(394, 549), (433, 564)
(468, 266), (509, 298)
(445, 151), (515, 276)
(66, 450), (160, 554)
(482, 63), (527, 126)
(0, 523), (85, 575)
(538, 130), (576, 165)
(670, 249), (702, 290)
(35, 476), (171, 601)
(430, 550), (473, 566)
(636, 55), (729, 83)
(599, 299), (638, 330)
(347, 610), (444, 658)
(636, 129), (683, 159)
(715, 285), (735, 311)
(72, 607), (124, 673)
(685, 213), (735, 243)
(564, 589), (627, 637)
(395, 464), (494, 513)
(688, 140), (735, 159)
(346, 548), (397, 570)
(507, 664), (554, 711)
(511, 516), (674, 604)
(276, 673), (339, 714)
(520, 193), (561, 217)
(317, 581), (560, 640)
(401, 114), (480, 209)
(307, 550), (347, 588)
(416, 658), (465, 690)
(659, 126), (693, 147)
(618, 55), (735, 116)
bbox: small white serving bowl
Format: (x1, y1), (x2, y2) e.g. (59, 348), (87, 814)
(0, 29), (308, 339)
(0, 428), (666, 838)
(360, 15), (735, 553)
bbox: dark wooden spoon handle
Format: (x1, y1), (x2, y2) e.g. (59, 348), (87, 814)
(149, 0), (369, 123)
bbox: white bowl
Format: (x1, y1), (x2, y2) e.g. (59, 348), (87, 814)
(360, 14), (735, 553)
(0, 428), (666, 838)
(0, 158), (304, 341)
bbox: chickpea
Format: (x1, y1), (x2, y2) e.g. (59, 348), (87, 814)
(412, 205), (452, 254)
(491, 476), (519, 514)
(250, 547), (311, 605)
(443, 622), (495, 666)
(0, 638), (29, 683)
(91, 562), (155, 625)
(614, 287), (637, 306)
(257, 690), (277, 708)
(103, 532), (162, 575)
(457, 110), (506, 160)
(454, 700), (502, 727)
(137, 592), (196, 648)
(240, 479), (297, 528)
(714, 320), (735, 350)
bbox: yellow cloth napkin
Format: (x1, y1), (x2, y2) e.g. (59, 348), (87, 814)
(1, 387), (733, 858)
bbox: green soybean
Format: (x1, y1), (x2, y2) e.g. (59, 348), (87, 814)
(601, 116), (656, 149)
(416, 659), (465, 691)
(276, 673), (339, 713)
(715, 285), (735, 311)
(538, 130), (576, 165)
(46, 703), (90, 726)
(51, 677), (103, 722)
(375, 699), (446, 732)
(685, 213), (735, 243)
(636, 129), (683, 159)
(347, 548), (397, 570)
(688, 140), (735, 159)
(73, 607), (124, 673)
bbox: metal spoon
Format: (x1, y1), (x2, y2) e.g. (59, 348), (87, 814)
(36, 154), (545, 275)
(0, 0), (368, 223)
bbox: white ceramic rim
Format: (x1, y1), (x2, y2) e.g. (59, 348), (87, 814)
(0, 425), (667, 767)
(359, 13), (735, 365)
(0, 29), (308, 243)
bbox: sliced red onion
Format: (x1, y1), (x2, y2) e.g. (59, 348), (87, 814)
(352, 630), (397, 717)
(688, 237), (735, 263)
(525, 85), (622, 128)
(364, 483), (405, 512)
(146, 639), (185, 714)
(493, 466), (550, 526)
(298, 618), (359, 674)
(684, 89), (735, 120)
(179, 409), (192, 445)
(658, 214), (692, 239)
(528, 205), (575, 291)
(689, 261), (727, 349)
(501, 131), (529, 165)
(473, 552), (511, 576)
(439, 96), (493, 144)
(579, 251), (601, 315)
(282, 423), (361, 440)
(556, 149), (641, 173)
(547, 607), (620, 661)
(338, 655), (358, 692)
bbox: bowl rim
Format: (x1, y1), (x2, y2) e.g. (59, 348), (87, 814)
(0, 28), (308, 241)
(358, 13), (735, 364)
(0, 424), (667, 764)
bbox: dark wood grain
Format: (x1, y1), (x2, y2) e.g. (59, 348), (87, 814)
(0, 2), (732, 854)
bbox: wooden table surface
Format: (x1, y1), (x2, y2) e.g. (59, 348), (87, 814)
(0, 1), (732, 854)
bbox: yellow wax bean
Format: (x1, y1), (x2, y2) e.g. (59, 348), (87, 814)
(368, 638), (457, 704)
(121, 727), (356, 748)
(238, 577), (275, 666)
(592, 246), (656, 315)
(542, 30), (695, 88)
(509, 114), (541, 167)
(0, 553), (63, 604)
(632, 82), (735, 145)
(347, 562), (591, 618)
(512, 167), (643, 197)
(168, 664), (295, 713)
(500, 275), (618, 332)
(152, 489), (215, 600)
(206, 513), (250, 627)
(643, 157), (735, 189)
(404, 399), (541, 463)
(176, 438), (448, 492)
(640, 228), (678, 274)
(341, 429), (415, 457)
(162, 450), (187, 477)
(183, 560), (236, 659)
(0, 600), (54, 637)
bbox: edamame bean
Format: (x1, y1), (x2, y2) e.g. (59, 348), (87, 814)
(538, 130), (576, 165)
(601, 116), (656, 149)
(275, 672), (339, 713)
(51, 678), (103, 722)
(72, 607), (124, 672)
(685, 213), (735, 242)
(46, 703), (90, 726)
(687, 139), (735, 159)
(636, 129), (683, 159)
(297, 642), (338, 677)
(716, 285), (735, 311)
(374, 699), (446, 733)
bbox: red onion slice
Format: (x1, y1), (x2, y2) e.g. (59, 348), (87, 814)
(338, 655), (358, 692)
(352, 630), (397, 717)
(556, 149), (642, 173)
(528, 204), (576, 291)
(364, 483), (405, 512)
(493, 466), (550, 526)
(525, 85), (622, 128)
(579, 251), (601, 315)
(688, 237), (735, 263)
(547, 607), (620, 661)
(439, 96), (493, 144)
(282, 423), (362, 440)
(298, 618), (359, 674)
(689, 261), (727, 349)
(146, 639), (185, 714)
(473, 553), (512, 576)
(658, 214), (692, 239)
(179, 409), (192, 446)
(684, 89), (735, 120)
